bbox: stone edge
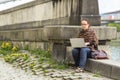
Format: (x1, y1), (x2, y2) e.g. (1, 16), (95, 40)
(85, 59), (120, 80)
(0, 0), (52, 14)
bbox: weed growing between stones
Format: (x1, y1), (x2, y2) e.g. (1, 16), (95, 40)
(0, 41), (69, 75)
(0, 41), (19, 56)
(93, 72), (101, 77)
(4, 53), (29, 63)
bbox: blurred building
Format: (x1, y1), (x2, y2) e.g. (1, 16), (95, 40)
(101, 10), (120, 25)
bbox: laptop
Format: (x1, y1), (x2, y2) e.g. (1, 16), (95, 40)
(70, 38), (86, 48)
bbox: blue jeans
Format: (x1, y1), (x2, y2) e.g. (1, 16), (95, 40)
(72, 47), (91, 68)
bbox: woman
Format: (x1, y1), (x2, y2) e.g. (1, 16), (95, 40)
(72, 19), (98, 73)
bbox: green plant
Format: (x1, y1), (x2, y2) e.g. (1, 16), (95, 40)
(1, 41), (12, 50)
(30, 48), (51, 58)
(0, 41), (19, 55)
(22, 54), (29, 61)
(23, 45), (29, 50)
(1, 41), (69, 72)
(0, 49), (11, 55)
(29, 62), (36, 69)
(93, 72), (101, 77)
(12, 46), (20, 52)
(0, 41), (3, 46)
(108, 23), (120, 32)
(48, 60), (69, 69)
(4, 53), (29, 63)
(4, 55), (14, 63)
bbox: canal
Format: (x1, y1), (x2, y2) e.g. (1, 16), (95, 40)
(110, 39), (120, 62)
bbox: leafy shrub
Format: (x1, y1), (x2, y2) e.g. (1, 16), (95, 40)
(4, 53), (29, 63)
(0, 41), (69, 70)
(0, 41), (20, 55)
(0, 49), (11, 55)
(108, 23), (120, 32)
(1, 41), (12, 50)
(12, 46), (20, 52)
(29, 62), (36, 69)
(30, 48), (51, 58)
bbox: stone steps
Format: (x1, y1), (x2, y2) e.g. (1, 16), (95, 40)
(66, 46), (120, 80)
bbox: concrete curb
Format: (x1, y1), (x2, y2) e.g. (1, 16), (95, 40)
(66, 46), (120, 80)
(85, 59), (120, 80)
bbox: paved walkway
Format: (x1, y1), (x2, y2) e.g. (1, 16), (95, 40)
(0, 58), (113, 80)
(0, 58), (50, 80)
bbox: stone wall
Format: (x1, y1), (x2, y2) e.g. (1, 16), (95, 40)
(0, 0), (100, 30)
(117, 32), (120, 39)
(0, 25), (117, 62)
(0, 0), (74, 27)
(0, 0), (116, 62)
(43, 26), (117, 61)
(0, 25), (116, 42)
(44, 26), (117, 40)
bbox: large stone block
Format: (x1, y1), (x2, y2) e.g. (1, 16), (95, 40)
(52, 43), (66, 62)
(12, 41), (49, 50)
(111, 66), (120, 80)
(10, 31), (24, 41)
(0, 25), (117, 42)
(85, 59), (99, 72)
(117, 32), (120, 39)
(0, 31), (11, 40)
(36, 29), (44, 41)
(44, 25), (117, 40)
(23, 30), (37, 41)
(66, 47), (74, 63)
(105, 27), (117, 39)
(0, 28), (45, 42)
(96, 62), (112, 77)
(86, 59), (112, 77)
(0, 31), (24, 41)
(86, 59), (120, 80)
(0, 0), (100, 26)
(93, 27), (117, 40)
(44, 25), (81, 40)
(94, 27), (106, 40)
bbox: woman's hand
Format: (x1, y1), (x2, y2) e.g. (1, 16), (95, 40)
(85, 42), (90, 46)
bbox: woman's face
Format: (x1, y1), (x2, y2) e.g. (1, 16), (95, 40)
(81, 20), (89, 30)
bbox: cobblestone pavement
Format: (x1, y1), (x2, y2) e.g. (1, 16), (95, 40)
(0, 58), (113, 80)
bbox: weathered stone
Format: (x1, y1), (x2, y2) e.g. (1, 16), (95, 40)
(44, 72), (54, 76)
(23, 30), (37, 41)
(44, 26), (117, 41)
(73, 73), (82, 76)
(111, 66), (120, 80)
(63, 76), (71, 80)
(52, 43), (66, 62)
(18, 50), (30, 54)
(0, 0), (100, 28)
(61, 73), (71, 77)
(85, 59), (120, 80)
(35, 70), (44, 75)
(66, 47), (74, 63)
(44, 25), (81, 40)
(42, 64), (50, 69)
(69, 75), (82, 80)
(51, 73), (63, 78)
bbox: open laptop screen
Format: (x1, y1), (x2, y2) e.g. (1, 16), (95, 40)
(70, 38), (86, 48)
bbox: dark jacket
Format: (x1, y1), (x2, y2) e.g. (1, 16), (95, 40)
(78, 28), (98, 50)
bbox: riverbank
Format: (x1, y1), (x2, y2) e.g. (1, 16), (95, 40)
(0, 57), (113, 80)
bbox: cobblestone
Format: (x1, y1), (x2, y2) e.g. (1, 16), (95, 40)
(0, 58), (113, 80)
